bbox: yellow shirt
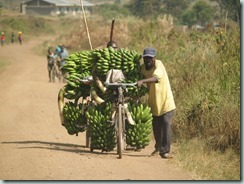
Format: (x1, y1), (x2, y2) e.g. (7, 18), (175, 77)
(141, 59), (176, 116)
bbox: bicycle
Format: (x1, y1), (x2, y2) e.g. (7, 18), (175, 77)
(58, 75), (95, 146)
(105, 82), (136, 159)
(54, 56), (62, 82)
(50, 63), (58, 82)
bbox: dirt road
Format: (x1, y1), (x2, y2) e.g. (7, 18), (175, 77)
(0, 37), (193, 180)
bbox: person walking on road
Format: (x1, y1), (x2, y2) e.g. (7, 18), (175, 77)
(59, 45), (69, 82)
(55, 44), (62, 57)
(18, 31), (22, 45)
(60, 45), (69, 67)
(47, 48), (56, 82)
(1, 32), (5, 46)
(136, 47), (176, 159)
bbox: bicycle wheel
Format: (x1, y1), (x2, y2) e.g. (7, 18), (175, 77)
(51, 65), (56, 82)
(85, 128), (90, 148)
(117, 104), (123, 159)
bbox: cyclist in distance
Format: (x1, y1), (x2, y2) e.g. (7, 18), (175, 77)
(47, 48), (56, 82)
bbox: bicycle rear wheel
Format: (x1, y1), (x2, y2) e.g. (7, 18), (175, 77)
(117, 104), (123, 159)
(51, 65), (56, 82)
(85, 129), (90, 148)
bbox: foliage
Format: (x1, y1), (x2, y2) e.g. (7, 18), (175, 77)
(0, 16), (55, 36)
(127, 0), (161, 20)
(193, 0), (214, 25)
(92, 3), (130, 20)
(174, 139), (240, 180)
(161, 0), (188, 20)
(181, 9), (197, 26)
(127, 18), (240, 156)
(210, 0), (241, 23)
(0, 2), (2, 15)
(127, 0), (225, 25)
(180, 0), (214, 26)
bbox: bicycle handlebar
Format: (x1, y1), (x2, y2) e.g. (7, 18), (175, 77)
(80, 76), (93, 83)
(104, 82), (137, 87)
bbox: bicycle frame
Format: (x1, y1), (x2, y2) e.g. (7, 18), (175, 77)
(114, 86), (125, 158)
(106, 82), (136, 159)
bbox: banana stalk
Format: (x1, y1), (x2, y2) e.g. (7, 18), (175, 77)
(58, 86), (66, 126)
(124, 103), (135, 125)
(90, 89), (105, 105)
(92, 70), (107, 93)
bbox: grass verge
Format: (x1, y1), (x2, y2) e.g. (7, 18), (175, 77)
(172, 138), (240, 180)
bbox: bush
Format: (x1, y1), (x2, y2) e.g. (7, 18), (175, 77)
(126, 19), (240, 154)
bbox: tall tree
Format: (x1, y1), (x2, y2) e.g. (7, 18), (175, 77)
(193, 0), (213, 26)
(161, 0), (188, 19)
(210, 0), (240, 24)
(129, 0), (161, 19)
(181, 10), (197, 27)
(0, 2), (2, 15)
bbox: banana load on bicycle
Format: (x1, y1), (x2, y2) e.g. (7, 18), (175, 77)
(58, 44), (153, 152)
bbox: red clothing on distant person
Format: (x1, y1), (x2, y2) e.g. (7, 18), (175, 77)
(1, 34), (5, 41)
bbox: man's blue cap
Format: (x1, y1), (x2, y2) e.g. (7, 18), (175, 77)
(142, 47), (156, 58)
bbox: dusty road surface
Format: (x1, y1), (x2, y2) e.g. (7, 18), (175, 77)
(0, 37), (193, 180)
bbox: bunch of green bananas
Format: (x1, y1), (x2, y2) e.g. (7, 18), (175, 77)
(91, 47), (141, 78)
(85, 102), (116, 152)
(63, 101), (87, 135)
(125, 102), (153, 149)
(91, 47), (147, 98)
(60, 48), (152, 149)
(62, 48), (147, 99)
(64, 71), (91, 100)
(62, 50), (93, 100)
(64, 50), (92, 74)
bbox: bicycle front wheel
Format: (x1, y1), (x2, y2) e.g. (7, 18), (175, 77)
(51, 65), (56, 82)
(85, 128), (90, 148)
(117, 104), (123, 159)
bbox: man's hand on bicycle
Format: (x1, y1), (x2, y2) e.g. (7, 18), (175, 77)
(86, 96), (91, 102)
(136, 80), (144, 88)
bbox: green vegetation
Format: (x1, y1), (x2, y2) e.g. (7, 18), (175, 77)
(182, 0), (213, 26)
(92, 3), (130, 20)
(128, 0), (240, 26)
(0, 2), (2, 15)
(173, 138), (240, 180)
(127, 20), (240, 180)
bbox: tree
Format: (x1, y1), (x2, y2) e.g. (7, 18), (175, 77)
(128, 0), (161, 19)
(161, 0), (188, 19)
(180, 0), (214, 27)
(0, 2), (2, 15)
(181, 10), (197, 27)
(192, 0), (214, 26)
(210, 0), (240, 24)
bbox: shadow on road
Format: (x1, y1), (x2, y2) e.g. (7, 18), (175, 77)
(2, 140), (151, 158)
(1, 140), (101, 155)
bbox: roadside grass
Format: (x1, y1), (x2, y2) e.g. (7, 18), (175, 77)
(173, 139), (240, 180)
